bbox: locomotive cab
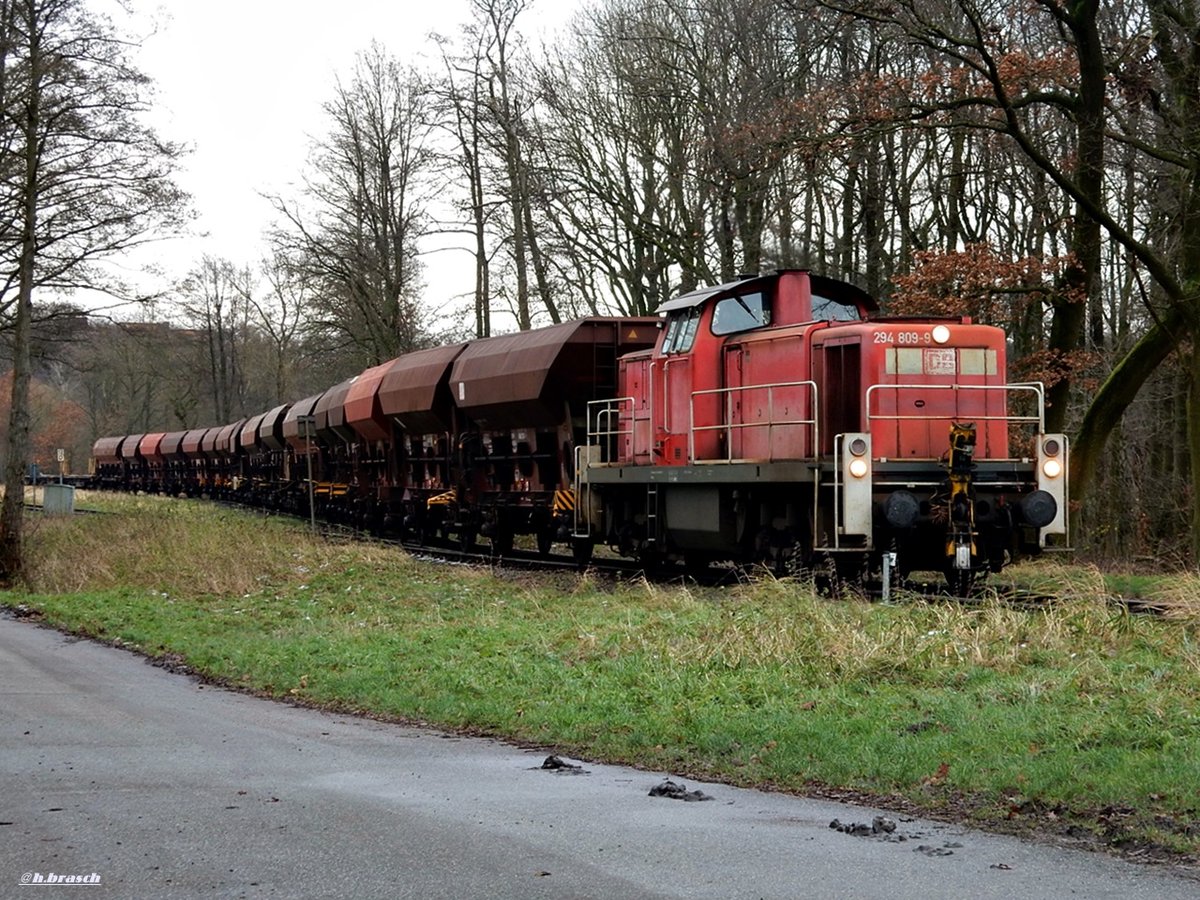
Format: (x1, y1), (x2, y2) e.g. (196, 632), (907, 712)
(616, 270), (874, 466)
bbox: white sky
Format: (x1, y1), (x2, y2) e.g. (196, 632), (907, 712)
(108, 0), (575, 322)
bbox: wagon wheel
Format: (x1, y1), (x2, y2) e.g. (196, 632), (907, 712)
(637, 547), (663, 574)
(491, 527), (514, 558)
(459, 525), (477, 552)
(536, 528), (554, 558)
(417, 517), (437, 546)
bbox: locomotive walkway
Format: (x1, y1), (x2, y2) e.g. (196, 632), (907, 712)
(1, 614), (1195, 899)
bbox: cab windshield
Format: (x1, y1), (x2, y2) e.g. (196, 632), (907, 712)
(711, 291), (769, 336)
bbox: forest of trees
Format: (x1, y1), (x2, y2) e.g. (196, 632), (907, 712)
(6, 0), (1200, 571)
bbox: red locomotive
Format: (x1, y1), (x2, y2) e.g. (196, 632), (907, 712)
(91, 270), (1068, 590)
(573, 270), (1067, 588)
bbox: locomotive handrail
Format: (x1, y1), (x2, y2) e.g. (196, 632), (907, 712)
(661, 358), (676, 434)
(573, 443), (587, 538)
(584, 396), (636, 466)
(688, 380), (819, 464)
(864, 382), (1046, 430)
(585, 397), (635, 441)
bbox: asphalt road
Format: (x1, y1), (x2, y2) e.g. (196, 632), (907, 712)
(2, 614), (1196, 899)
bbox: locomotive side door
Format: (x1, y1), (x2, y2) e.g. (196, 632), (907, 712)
(723, 345), (745, 460)
(816, 338), (862, 454)
(659, 353), (693, 464)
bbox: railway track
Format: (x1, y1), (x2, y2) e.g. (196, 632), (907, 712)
(43, 493), (1137, 610)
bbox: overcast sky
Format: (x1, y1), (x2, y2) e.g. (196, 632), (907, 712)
(113, 0), (572, 322)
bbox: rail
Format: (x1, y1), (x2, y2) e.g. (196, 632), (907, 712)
(865, 382), (1046, 433)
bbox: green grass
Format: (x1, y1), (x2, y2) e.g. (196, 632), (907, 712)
(8, 493), (1200, 857)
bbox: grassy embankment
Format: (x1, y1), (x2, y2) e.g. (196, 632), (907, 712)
(6, 492), (1200, 857)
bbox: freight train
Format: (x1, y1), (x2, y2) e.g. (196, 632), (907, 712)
(91, 270), (1069, 590)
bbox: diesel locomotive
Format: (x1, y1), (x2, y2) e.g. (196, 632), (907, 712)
(91, 269), (1069, 590)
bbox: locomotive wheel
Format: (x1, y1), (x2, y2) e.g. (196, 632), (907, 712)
(814, 553), (866, 598)
(944, 567), (977, 597)
(571, 537), (594, 568)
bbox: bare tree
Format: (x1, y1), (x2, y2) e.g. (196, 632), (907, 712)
(433, 31), (495, 337)
(179, 256), (251, 423)
(0, 0), (186, 582)
(537, 0), (710, 313)
(245, 250), (308, 402)
(272, 42), (434, 364)
(468, 0), (562, 328)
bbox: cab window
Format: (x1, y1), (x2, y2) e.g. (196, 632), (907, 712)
(663, 306), (702, 354)
(811, 293), (861, 322)
(711, 291), (769, 336)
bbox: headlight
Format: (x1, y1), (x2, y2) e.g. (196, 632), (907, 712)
(932, 324), (951, 344)
(848, 437), (868, 456)
(1042, 458), (1062, 479)
(849, 458), (869, 478)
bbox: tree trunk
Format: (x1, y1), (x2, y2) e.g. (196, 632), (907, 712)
(1070, 305), (1184, 506)
(522, 193), (560, 324)
(0, 9), (40, 584)
(1045, 2), (1105, 435)
(1180, 343), (1200, 564)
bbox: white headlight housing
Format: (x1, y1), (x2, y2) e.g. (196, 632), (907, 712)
(1036, 433), (1068, 541)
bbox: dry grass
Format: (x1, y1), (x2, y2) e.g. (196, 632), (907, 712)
(626, 569), (1177, 681)
(25, 493), (370, 597)
(1134, 574), (1200, 620)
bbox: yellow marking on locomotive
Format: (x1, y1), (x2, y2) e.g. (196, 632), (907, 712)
(945, 423), (977, 560)
(552, 488), (575, 514)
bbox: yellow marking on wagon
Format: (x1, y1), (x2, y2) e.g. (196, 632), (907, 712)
(427, 488), (457, 509)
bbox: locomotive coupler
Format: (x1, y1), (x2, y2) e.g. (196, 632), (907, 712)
(945, 423), (978, 569)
